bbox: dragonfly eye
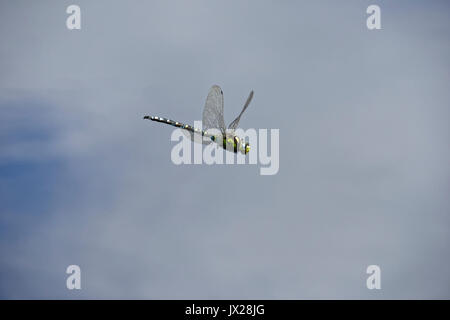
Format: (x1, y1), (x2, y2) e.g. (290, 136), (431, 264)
(245, 143), (250, 154)
(211, 136), (216, 142)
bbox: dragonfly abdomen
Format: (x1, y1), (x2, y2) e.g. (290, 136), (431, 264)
(143, 115), (206, 135)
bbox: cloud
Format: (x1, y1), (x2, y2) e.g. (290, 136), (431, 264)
(0, 0), (449, 299)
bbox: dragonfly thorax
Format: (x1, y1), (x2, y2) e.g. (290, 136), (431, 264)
(211, 133), (249, 154)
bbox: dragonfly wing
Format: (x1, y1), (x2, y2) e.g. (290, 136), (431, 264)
(202, 85), (226, 135)
(228, 90), (254, 130)
(181, 129), (212, 145)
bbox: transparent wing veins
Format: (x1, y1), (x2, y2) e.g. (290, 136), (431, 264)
(181, 128), (212, 145)
(202, 85), (226, 135)
(228, 90), (254, 130)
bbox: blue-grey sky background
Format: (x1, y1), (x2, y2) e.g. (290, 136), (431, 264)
(0, 0), (449, 299)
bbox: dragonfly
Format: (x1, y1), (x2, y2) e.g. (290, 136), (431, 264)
(143, 85), (254, 154)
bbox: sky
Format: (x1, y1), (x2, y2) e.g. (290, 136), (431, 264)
(0, 0), (449, 299)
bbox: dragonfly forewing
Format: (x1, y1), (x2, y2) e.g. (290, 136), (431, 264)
(202, 85), (226, 135)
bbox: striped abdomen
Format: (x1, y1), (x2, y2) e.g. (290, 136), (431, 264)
(143, 115), (205, 135)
